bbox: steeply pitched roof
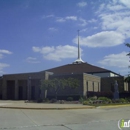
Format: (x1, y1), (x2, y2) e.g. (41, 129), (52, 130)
(45, 63), (111, 75)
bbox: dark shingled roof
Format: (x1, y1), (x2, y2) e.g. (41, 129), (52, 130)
(45, 63), (111, 75)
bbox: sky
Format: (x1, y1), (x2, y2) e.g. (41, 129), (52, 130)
(0, 0), (130, 76)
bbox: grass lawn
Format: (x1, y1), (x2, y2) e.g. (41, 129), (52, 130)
(87, 103), (130, 107)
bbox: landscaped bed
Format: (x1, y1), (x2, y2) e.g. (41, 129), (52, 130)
(82, 96), (130, 107)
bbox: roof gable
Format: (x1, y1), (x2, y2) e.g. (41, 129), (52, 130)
(45, 63), (111, 75)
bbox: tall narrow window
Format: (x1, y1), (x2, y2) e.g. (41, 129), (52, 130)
(93, 82), (94, 92)
(86, 81), (88, 92)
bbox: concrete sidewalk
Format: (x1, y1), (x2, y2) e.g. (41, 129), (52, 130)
(0, 100), (95, 110)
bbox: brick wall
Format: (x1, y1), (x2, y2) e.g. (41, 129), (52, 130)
(83, 73), (101, 97)
(1, 71), (49, 100)
(47, 74), (84, 97)
(101, 76), (125, 92)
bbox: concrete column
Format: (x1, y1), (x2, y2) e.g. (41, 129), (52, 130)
(2, 79), (7, 99)
(98, 82), (100, 92)
(126, 82), (128, 91)
(23, 80), (27, 100)
(35, 80), (40, 99)
(125, 82), (128, 91)
(45, 71), (53, 80)
(45, 72), (49, 80)
(27, 78), (31, 100)
(15, 80), (19, 100)
(85, 81), (88, 98)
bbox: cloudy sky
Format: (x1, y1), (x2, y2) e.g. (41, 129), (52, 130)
(0, 0), (130, 76)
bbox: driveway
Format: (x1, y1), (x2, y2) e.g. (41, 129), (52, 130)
(0, 105), (130, 130)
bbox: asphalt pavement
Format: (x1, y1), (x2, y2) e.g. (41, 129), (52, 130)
(0, 100), (130, 130)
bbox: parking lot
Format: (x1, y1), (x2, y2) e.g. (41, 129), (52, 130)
(0, 101), (130, 130)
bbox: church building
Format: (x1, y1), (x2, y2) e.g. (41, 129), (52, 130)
(0, 31), (129, 100)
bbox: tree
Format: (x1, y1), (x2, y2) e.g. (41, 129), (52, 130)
(126, 43), (130, 48)
(40, 78), (80, 99)
(40, 79), (52, 99)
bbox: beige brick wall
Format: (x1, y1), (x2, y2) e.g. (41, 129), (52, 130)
(94, 82), (99, 92)
(83, 73), (101, 97)
(87, 81), (93, 91)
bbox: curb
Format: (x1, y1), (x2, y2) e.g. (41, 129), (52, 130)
(0, 104), (130, 110)
(97, 104), (130, 109)
(0, 106), (96, 110)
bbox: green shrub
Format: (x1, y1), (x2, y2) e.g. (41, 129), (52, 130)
(112, 98), (128, 103)
(98, 97), (112, 103)
(67, 97), (73, 101)
(119, 98), (127, 103)
(83, 101), (89, 105)
(88, 100), (94, 104)
(92, 96), (97, 100)
(79, 97), (86, 103)
(87, 96), (97, 101)
(112, 99), (120, 103)
(126, 98), (130, 102)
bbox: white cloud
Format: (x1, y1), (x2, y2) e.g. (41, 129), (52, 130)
(48, 27), (57, 31)
(119, 0), (130, 8)
(66, 16), (77, 21)
(0, 63), (9, 69)
(32, 46), (41, 52)
(0, 54), (3, 59)
(98, 52), (129, 68)
(42, 14), (54, 19)
(73, 31), (125, 47)
(80, 28), (88, 32)
(56, 16), (77, 22)
(32, 45), (80, 61)
(32, 46), (54, 54)
(88, 19), (97, 23)
(119, 68), (129, 76)
(97, 0), (130, 41)
(26, 57), (40, 63)
(56, 17), (66, 22)
(96, 3), (105, 13)
(100, 12), (130, 32)
(0, 49), (12, 74)
(0, 63), (10, 75)
(0, 49), (12, 54)
(0, 49), (12, 59)
(77, 2), (87, 7)
(79, 18), (87, 26)
(56, 16), (87, 27)
(107, 4), (125, 11)
(93, 27), (98, 29)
